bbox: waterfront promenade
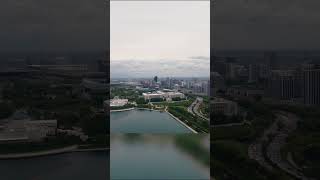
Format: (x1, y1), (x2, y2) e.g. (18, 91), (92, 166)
(166, 111), (198, 133)
(110, 107), (135, 112)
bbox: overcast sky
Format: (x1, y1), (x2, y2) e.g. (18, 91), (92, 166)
(213, 0), (320, 50)
(0, 0), (105, 52)
(111, 1), (210, 78)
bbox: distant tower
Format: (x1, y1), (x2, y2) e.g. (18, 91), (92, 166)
(154, 76), (158, 83)
(264, 51), (277, 70)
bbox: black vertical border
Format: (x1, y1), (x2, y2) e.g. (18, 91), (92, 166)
(106, 0), (110, 133)
(106, 1), (111, 179)
(210, 0), (214, 179)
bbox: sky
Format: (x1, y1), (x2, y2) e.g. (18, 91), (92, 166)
(110, 1), (210, 78)
(213, 0), (320, 50)
(0, 0), (105, 52)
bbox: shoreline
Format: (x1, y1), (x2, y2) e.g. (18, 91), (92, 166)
(111, 107), (198, 133)
(138, 108), (198, 133)
(136, 108), (164, 112)
(0, 145), (109, 160)
(73, 147), (109, 152)
(111, 107), (164, 112)
(110, 107), (135, 112)
(166, 111), (198, 134)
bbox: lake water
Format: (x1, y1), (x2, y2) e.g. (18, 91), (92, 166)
(110, 109), (192, 133)
(111, 134), (210, 180)
(0, 151), (109, 180)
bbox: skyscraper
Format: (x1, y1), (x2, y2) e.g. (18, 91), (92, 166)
(264, 51), (277, 70)
(303, 64), (320, 105)
(268, 70), (295, 100)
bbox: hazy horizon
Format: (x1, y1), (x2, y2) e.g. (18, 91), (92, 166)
(111, 75), (210, 80)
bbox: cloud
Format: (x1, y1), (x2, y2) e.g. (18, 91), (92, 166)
(189, 56), (210, 61)
(213, 0), (320, 49)
(0, 0), (106, 52)
(111, 1), (209, 60)
(110, 58), (209, 78)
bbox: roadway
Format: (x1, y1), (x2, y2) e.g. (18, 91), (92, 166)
(188, 97), (209, 121)
(249, 111), (313, 180)
(266, 112), (312, 180)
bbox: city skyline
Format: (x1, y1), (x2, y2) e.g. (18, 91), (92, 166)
(111, 57), (210, 78)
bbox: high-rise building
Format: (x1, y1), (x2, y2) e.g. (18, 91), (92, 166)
(248, 64), (259, 83)
(303, 64), (320, 105)
(211, 72), (225, 97)
(268, 70), (295, 100)
(264, 51), (277, 70)
(226, 62), (237, 80)
(258, 64), (271, 79)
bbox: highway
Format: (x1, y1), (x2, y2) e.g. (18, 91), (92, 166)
(249, 111), (313, 180)
(188, 97), (209, 121)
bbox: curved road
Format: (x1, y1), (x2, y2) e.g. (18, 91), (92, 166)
(188, 97), (209, 121)
(249, 111), (313, 180)
(266, 112), (313, 180)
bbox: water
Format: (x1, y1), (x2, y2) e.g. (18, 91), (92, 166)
(111, 109), (192, 133)
(111, 134), (210, 180)
(0, 151), (109, 180)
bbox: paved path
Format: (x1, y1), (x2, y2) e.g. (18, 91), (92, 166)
(110, 107), (134, 112)
(166, 111), (198, 134)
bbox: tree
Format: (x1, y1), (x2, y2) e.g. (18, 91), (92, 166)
(0, 102), (14, 119)
(83, 113), (107, 135)
(253, 95), (262, 102)
(136, 97), (146, 104)
(172, 97), (181, 101)
(57, 111), (79, 128)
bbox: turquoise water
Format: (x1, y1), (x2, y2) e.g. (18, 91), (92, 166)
(0, 151), (108, 180)
(110, 109), (192, 133)
(111, 134), (210, 180)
